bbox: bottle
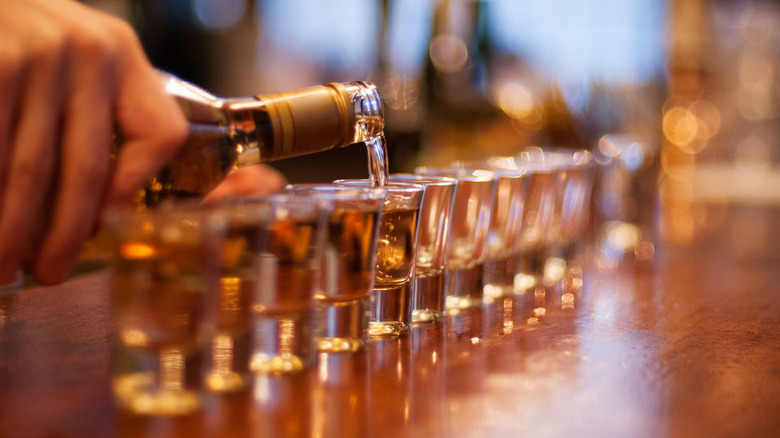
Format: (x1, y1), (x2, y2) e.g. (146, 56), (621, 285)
(140, 72), (385, 205)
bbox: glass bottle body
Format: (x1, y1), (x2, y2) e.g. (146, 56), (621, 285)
(141, 73), (384, 205)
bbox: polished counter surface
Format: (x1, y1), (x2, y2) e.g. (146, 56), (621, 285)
(2, 204), (780, 438)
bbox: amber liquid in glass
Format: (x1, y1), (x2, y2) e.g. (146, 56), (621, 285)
(370, 208), (419, 334)
(111, 236), (217, 415)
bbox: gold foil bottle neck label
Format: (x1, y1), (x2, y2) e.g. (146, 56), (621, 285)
(258, 84), (355, 161)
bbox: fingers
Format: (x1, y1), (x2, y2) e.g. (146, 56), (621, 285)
(106, 38), (189, 208)
(0, 1), (187, 284)
(0, 31), (24, 284)
(203, 165), (288, 204)
(34, 23), (115, 284)
(0, 14), (67, 284)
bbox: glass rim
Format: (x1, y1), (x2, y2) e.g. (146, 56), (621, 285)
(448, 160), (528, 178)
(388, 173), (457, 187)
(284, 183), (387, 201)
(103, 199), (224, 223)
(332, 179), (426, 194)
(413, 166), (496, 182)
(515, 147), (595, 169)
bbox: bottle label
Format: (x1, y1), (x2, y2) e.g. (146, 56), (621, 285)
(258, 84), (354, 160)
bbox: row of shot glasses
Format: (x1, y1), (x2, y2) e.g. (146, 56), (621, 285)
(105, 146), (595, 415)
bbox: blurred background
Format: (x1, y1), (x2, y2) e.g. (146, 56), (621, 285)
(84, 0), (780, 260)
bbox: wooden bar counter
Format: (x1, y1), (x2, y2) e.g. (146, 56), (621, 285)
(2, 203), (780, 438)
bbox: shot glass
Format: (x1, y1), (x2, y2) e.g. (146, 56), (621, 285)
(105, 202), (227, 416)
(542, 148), (596, 263)
(515, 148), (595, 284)
(335, 180), (425, 336)
(509, 151), (561, 293)
(220, 194), (327, 375)
(450, 159), (528, 300)
(284, 184), (386, 352)
(388, 174), (456, 323)
(414, 167), (497, 310)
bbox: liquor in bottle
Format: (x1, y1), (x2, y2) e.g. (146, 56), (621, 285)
(139, 73), (386, 205)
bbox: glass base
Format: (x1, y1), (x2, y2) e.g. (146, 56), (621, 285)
(368, 320), (409, 337)
(251, 311), (313, 374)
(250, 352), (306, 374)
(314, 297), (369, 352)
(411, 308), (444, 323)
(206, 370), (250, 393)
(445, 295), (484, 311)
(114, 372), (201, 416)
(314, 336), (366, 353)
(445, 264), (484, 310)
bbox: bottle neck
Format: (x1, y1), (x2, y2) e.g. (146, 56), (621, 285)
(221, 81), (384, 166)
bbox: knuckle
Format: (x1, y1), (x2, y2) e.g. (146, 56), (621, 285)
(148, 110), (190, 154)
(71, 30), (115, 66)
(27, 27), (67, 66)
(104, 18), (141, 50)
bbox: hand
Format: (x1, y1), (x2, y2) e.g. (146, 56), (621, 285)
(0, 0), (188, 285)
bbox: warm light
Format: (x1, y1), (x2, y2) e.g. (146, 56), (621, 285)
(120, 328), (150, 347)
(429, 33), (468, 73)
(561, 293), (575, 311)
(662, 106), (698, 147)
(543, 257), (565, 285)
(318, 353), (330, 382)
(120, 242), (157, 260)
(219, 276), (242, 312)
(494, 81), (537, 119)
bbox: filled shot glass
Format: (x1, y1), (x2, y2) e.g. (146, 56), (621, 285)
(388, 174), (456, 323)
(285, 184), (386, 352)
(105, 202), (227, 416)
(335, 180), (425, 336)
(414, 167), (497, 311)
(220, 194), (327, 375)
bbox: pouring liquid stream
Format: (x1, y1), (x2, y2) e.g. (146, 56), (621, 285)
(366, 135), (389, 187)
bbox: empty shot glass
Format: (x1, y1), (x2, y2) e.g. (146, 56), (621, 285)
(514, 148), (595, 285)
(388, 174), (456, 323)
(508, 152), (561, 293)
(414, 167), (497, 311)
(285, 184), (386, 352)
(335, 180), (425, 337)
(220, 194), (327, 375)
(542, 148), (596, 264)
(451, 159), (528, 301)
(105, 202), (227, 416)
